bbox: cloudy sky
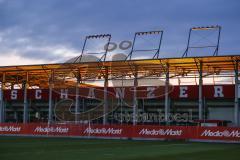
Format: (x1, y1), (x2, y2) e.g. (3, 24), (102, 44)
(0, 0), (240, 66)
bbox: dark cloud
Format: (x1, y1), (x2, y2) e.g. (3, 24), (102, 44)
(0, 0), (240, 64)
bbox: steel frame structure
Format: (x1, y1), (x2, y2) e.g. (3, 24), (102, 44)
(182, 25), (221, 57)
(125, 30), (163, 60)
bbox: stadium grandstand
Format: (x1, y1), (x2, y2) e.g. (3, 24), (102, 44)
(0, 26), (239, 143)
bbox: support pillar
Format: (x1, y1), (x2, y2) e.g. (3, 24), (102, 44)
(234, 61), (239, 126)
(133, 66), (138, 125)
(48, 70), (53, 124)
(164, 63), (169, 123)
(23, 72), (29, 123)
(75, 70), (80, 123)
(103, 67), (108, 125)
(0, 73), (5, 123)
(198, 62), (203, 120)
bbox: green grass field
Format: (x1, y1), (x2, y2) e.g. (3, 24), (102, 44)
(0, 136), (240, 160)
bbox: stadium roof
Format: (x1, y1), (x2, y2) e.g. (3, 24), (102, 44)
(0, 55), (239, 88)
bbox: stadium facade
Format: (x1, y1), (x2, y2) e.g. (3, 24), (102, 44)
(0, 55), (239, 127)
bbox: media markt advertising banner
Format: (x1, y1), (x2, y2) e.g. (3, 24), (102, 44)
(0, 123), (240, 142)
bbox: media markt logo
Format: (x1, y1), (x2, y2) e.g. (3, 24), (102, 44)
(201, 130), (240, 138)
(0, 126), (21, 132)
(84, 127), (122, 135)
(139, 128), (183, 136)
(34, 126), (69, 133)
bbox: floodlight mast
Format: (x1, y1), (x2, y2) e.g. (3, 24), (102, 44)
(74, 34), (112, 63)
(182, 25), (221, 57)
(125, 30), (163, 61)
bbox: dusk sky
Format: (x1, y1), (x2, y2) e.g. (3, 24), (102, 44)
(0, 0), (240, 66)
